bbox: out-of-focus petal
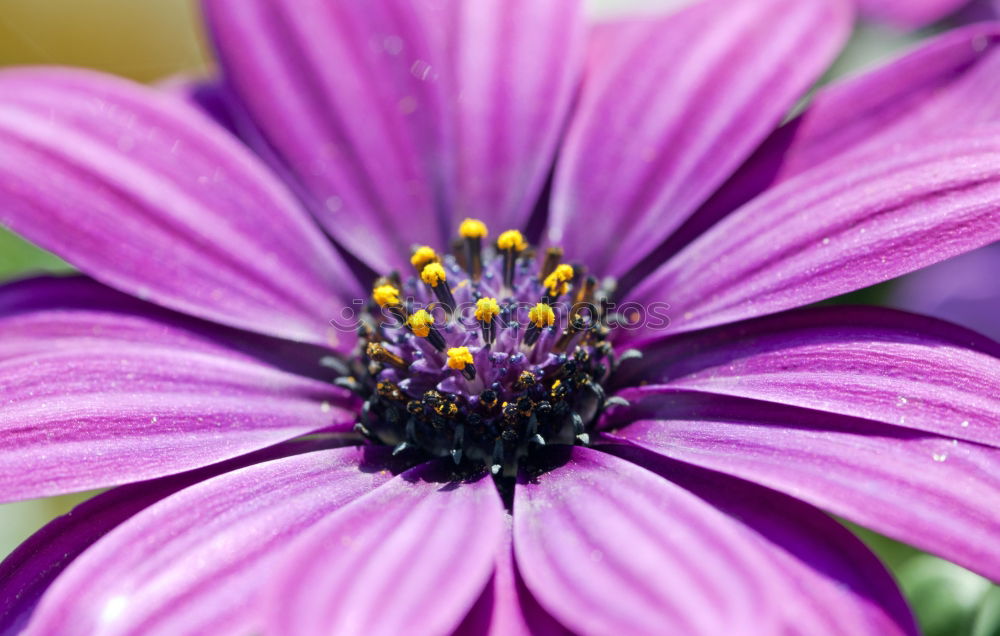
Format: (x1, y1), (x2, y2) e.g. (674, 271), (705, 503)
(455, 516), (570, 636)
(629, 128), (1000, 336)
(157, 76), (239, 136)
(890, 243), (1000, 342)
(622, 24), (1000, 288)
(21, 447), (391, 636)
(608, 390), (1000, 582)
(514, 446), (837, 634)
(600, 444), (918, 635)
(614, 307), (1000, 448)
(546, 0), (850, 277)
(267, 463), (505, 636)
(0, 278), (356, 502)
(0, 438), (346, 636)
(857, 0), (969, 27)
(203, 0), (585, 272)
(0, 68), (361, 348)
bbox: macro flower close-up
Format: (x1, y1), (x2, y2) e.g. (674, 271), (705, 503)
(1, 0), (1000, 633)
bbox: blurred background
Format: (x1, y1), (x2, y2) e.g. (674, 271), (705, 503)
(0, 1), (997, 634)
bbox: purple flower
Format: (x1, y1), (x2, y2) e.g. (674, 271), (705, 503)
(856, 0), (998, 28)
(1, 0), (1000, 633)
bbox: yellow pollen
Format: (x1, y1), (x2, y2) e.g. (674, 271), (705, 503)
(421, 262), (447, 287)
(410, 246), (438, 271)
(459, 218), (489, 239)
(497, 229), (527, 251)
(550, 379), (563, 399)
(528, 303), (555, 328)
(543, 264), (574, 296)
(447, 346), (474, 370)
(474, 297), (500, 322)
(372, 284), (400, 307)
(406, 309), (434, 338)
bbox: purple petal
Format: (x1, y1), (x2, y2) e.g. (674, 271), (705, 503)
(455, 517), (570, 636)
(629, 128), (1000, 336)
(0, 67), (361, 347)
(614, 306), (1000, 448)
(857, 0), (969, 27)
(267, 463), (505, 636)
(601, 444), (917, 635)
(623, 24), (1000, 287)
(514, 446), (857, 634)
(890, 243), (1000, 342)
(157, 76), (239, 136)
(203, 0), (585, 272)
(0, 438), (347, 636)
(21, 447), (391, 636)
(0, 275), (338, 377)
(546, 0), (850, 277)
(0, 277), (356, 501)
(608, 389), (1000, 582)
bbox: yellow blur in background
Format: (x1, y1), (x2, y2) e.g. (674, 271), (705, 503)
(0, 0), (208, 559)
(0, 0), (207, 81)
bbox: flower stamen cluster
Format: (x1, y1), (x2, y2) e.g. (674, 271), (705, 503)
(350, 219), (618, 477)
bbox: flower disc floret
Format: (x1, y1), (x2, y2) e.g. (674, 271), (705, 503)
(351, 220), (616, 477)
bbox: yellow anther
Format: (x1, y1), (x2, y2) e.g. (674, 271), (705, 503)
(543, 264), (574, 296)
(550, 379), (563, 399)
(447, 346), (474, 370)
(372, 284), (401, 307)
(406, 309), (434, 338)
(528, 303), (555, 328)
(497, 229), (527, 251)
(475, 297), (501, 323)
(421, 262), (447, 287)
(459, 218), (489, 239)
(410, 246), (438, 271)
(434, 401), (459, 417)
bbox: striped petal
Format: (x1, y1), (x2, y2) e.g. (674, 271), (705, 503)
(547, 0), (850, 277)
(0, 68), (361, 347)
(614, 307), (1000, 448)
(514, 447), (840, 634)
(621, 24), (1000, 288)
(629, 127), (1000, 336)
(608, 390), (1000, 582)
(601, 444), (918, 635)
(267, 463), (505, 636)
(0, 438), (343, 636)
(21, 447), (390, 636)
(455, 517), (569, 636)
(203, 0), (585, 271)
(0, 276), (355, 502)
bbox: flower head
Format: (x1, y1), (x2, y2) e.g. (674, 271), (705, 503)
(1, 0), (1000, 634)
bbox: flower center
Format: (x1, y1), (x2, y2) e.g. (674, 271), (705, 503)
(346, 219), (620, 478)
